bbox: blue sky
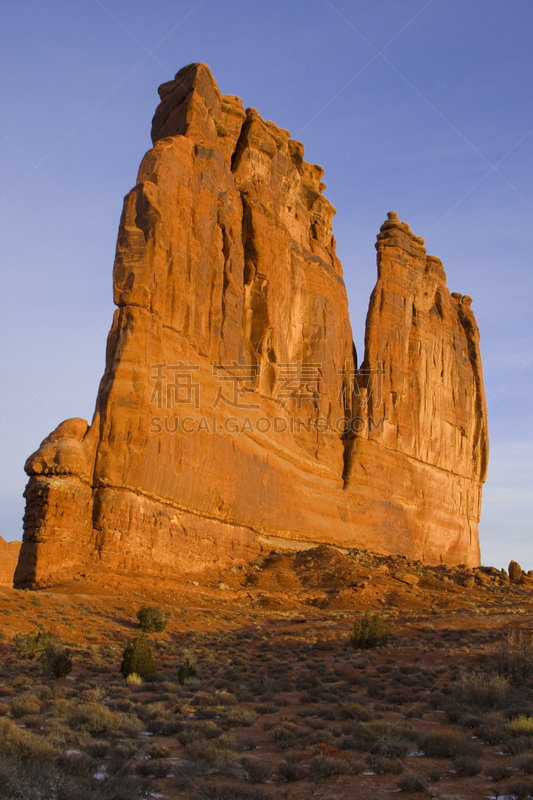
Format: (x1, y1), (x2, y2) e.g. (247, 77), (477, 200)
(1, 0), (531, 569)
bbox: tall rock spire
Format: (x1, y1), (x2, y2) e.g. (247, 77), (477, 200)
(14, 69), (488, 587)
(343, 211), (488, 564)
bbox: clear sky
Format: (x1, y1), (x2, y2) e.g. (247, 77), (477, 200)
(1, 0), (531, 569)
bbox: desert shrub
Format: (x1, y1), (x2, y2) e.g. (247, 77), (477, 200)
(136, 605), (167, 633)
(0, 717), (59, 762)
(224, 707), (258, 727)
(308, 729), (335, 746)
(0, 760), (58, 800)
(517, 756), (533, 775)
(315, 704), (338, 720)
(507, 782), (533, 799)
(236, 734), (258, 751)
(343, 721), (416, 756)
(339, 701), (373, 721)
(10, 676), (32, 687)
(454, 669), (511, 711)
(9, 692), (41, 718)
(241, 755), (271, 783)
(161, 680), (180, 693)
(57, 751), (95, 776)
(215, 690), (238, 706)
(196, 707), (219, 720)
(126, 672), (143, 686)
(145, 743), (170, 760)
(475, 719), (507, 744)
(351, 612), (389, 650)
(178, 720), (222, 744)
(121, 636), (155, 678)
(42, 644), (73, 678)
(271, 721), (297, 742)
(80, 773), (153, 800)
(387, 690), (412, 705)
(512, 716), (533, 736)
(11, 630), (54, 660)
(278, 759), (307, 781)
(67, 702), (142, 737)
(136, 758), (171, 777)
(186, 739), (238, 773)
(422, 731), (480, 758)
(86, 740), (112, 758)
(397, 774), (428, 793)
(367, 755), (404, 774)
(487, 765), (514, 781)
(452, 755), (482, 776)
(137, 700), (172, 725)
(178, 657), (197, 684)
(255, 703), (278, 715)
(494, 630), (533, 682)
(216, 734), (238, 752)
(309, 754), (350, 777)
(504, 736), (533, 755)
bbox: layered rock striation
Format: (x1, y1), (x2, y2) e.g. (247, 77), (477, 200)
(15, 64), (488, 587)
(0, 536), (21, 585)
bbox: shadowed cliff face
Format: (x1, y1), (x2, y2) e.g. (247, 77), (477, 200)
(15, 64), (488, 588)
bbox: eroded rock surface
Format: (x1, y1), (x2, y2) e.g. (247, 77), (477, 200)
(15, 64), (488, 587)
(343, 211), (488, 566)
(0, 536), (21, 585)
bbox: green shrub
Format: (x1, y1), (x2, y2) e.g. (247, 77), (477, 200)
(11, 630), (54, 660)
(42, 644), (73, 679)
(351, 612), (389, 649)
(136, 605), (166, 633)
(178, 657), (197, 684)
(121, 636), (155, 678)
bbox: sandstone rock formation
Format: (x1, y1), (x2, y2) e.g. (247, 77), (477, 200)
(509, 560), (523, 583)
(0, 536), (21, 585)
(15, 63), (488, 588)
(344, 211), (488, 565)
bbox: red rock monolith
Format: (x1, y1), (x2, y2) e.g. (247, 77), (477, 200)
(14, 64), (489, 587)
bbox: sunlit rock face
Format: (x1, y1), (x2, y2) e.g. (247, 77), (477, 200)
(14, 64), (488, 587)
(0, 536), (21, 585)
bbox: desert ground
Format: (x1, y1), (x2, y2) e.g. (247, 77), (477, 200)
(1, 545), (532, 800)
